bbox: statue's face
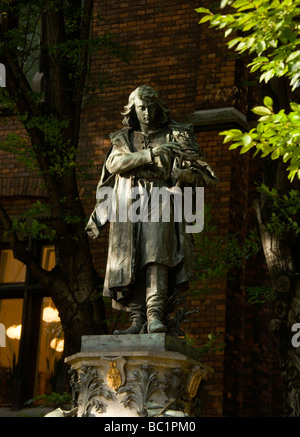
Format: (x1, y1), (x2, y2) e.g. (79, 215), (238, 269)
(134, 97), (157, 128)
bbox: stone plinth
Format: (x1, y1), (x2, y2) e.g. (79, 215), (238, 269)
(65, 334), (213, 417)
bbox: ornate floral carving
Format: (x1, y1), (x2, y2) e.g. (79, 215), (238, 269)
(117, 364), (160, 417)
(70, 365), (114, 416)
(164, 368), (187, 411)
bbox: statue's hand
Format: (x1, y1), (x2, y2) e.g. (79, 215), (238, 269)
(152, 142), (180, 157)
(85, 222), (100, 239)
(172, 160), (195, 183)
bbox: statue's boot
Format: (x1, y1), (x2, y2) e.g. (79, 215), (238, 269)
(113, 303), (146, 335)
(146, 264), (168, 334)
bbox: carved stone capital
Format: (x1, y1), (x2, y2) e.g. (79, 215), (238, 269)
(65, 334), (213, 417)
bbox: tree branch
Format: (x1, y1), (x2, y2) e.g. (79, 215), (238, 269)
(0, 201), (52, 288)
(73, 0), (94, 149)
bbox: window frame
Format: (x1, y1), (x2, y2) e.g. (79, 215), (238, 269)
(0, 239), (56, 409)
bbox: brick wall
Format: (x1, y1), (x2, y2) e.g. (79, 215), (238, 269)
(0, 0), (283, 416)
(0, 117), (47, 223)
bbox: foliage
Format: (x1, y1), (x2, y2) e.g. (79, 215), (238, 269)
(256, 184), (300, 235)
(198, 332), (224, 359)
(247, 285), (275, 304)
(222, 97), (300, 181)
(196, 0), (300, 89)
(196, 0), (300, 181)
(29, 391), (72, 407)
(182, 332), (224, 357)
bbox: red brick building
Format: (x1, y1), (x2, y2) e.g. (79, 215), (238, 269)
(0, 0), (283, 416)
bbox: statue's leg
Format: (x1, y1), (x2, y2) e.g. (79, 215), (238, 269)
(146, 263), (168, 333)
(113, 280), (146, 335)
(113, 302), (146, 335)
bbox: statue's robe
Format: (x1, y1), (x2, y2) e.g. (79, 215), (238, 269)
(86, 122), (217, 310)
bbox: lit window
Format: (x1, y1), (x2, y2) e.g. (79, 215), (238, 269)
(0, 243), (61, 405)
(35, 297), (64, 396)
(0, 299), (23, 366)
(0, 299), (23, 405)
(41, 245), (56, 271)
(0, 249), (26, 284)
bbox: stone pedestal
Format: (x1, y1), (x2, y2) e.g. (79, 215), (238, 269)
(65, 334), (213, 417)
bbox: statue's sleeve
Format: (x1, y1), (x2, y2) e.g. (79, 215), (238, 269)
(106, 146), (153, 174)
(192, 161), (218, 187)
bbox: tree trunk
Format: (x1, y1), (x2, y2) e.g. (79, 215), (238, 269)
(0, 0), (108, 366)
(49, 238), (107, 357)
(273, 279), (300, 417)
(254, 157), (300, 416)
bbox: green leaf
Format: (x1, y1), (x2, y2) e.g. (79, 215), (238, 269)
(271, 148), (280, 160)
(263, 96), (273, 110)
(236, 41), (247, 51)
(252, 106), (272, 116)
(240, 145), (253, 153)
(195, 7), (211, 14)
(224, 134), (234, 143)
(260, 69), (274, 83)
(198, 15), (213, 24)
(220, 129), (242, 137)
(232, 0), (250, 8)
(220, 0), (229, 8)
(243, 20), (256, 31)
(290, 102), (300, 112)
(286, 50), (300, 62)
(228, 37), (242, 49)
(225, 28), (233, 38)
(242, 134), (252, 146)
(257, 40), (266, 55)
(291, 73), (300, 91)
(258, 115), (273, 122)
(246, 36), (255, 48)
(229, 142), (243, 150)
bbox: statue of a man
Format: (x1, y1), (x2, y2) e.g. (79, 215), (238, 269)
(86, 85), (217, 335)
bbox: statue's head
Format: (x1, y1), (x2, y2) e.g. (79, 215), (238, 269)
(122, 85), (170, 129)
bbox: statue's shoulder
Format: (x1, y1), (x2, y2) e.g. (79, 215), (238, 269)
(109, 127), (131, 145)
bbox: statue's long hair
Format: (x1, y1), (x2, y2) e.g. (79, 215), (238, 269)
(121, 85), (170, 129)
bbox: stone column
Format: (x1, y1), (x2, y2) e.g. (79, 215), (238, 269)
(65, 334), (213, 417)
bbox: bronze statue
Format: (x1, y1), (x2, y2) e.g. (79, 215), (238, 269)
(86, 85), (217, 335)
